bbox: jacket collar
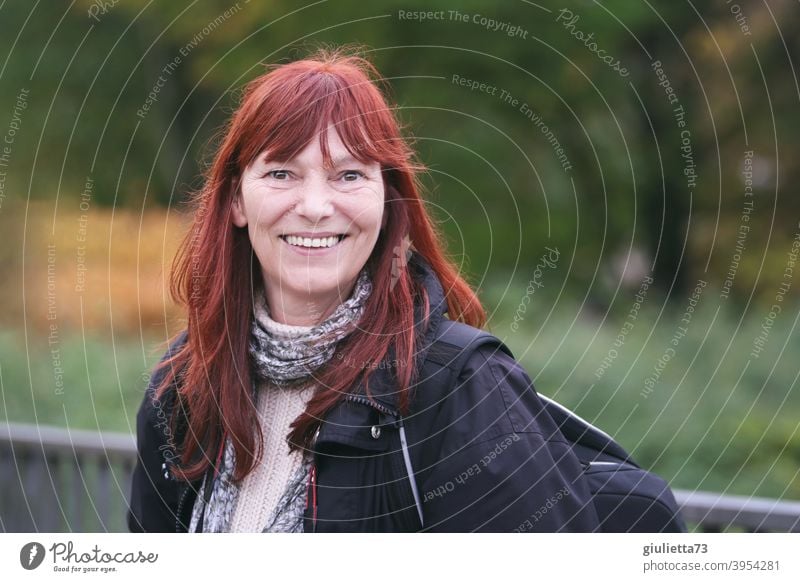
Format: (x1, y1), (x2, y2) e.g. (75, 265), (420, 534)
(347, 250), (448, 416)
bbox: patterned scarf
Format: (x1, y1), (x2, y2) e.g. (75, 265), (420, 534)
(189, 268), (373, 533)
(250, 268), (374, 386)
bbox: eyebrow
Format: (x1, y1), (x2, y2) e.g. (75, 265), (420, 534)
(328, 154), (368, 167)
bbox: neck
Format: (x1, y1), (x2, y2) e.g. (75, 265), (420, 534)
(263, 280), (357, 327)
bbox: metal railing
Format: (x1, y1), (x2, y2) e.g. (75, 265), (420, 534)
(1, 422), (799, 533)
(674, 490), (800, 532)
(1, 422), (136, 533)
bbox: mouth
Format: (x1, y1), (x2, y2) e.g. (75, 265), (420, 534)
(278, 233), (348, 250)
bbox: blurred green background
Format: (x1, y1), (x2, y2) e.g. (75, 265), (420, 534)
(1, 0), (798, 501)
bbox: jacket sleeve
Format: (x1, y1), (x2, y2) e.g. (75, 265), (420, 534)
(415, 344), (601, 532)
(127, 333), (188, 533)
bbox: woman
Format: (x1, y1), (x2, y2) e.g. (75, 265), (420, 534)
(127, 47), (600, 533)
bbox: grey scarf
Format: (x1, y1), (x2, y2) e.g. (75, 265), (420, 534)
(189, 268), (373, 533)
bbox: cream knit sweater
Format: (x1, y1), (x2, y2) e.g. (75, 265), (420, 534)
(227, 313), (316, 533)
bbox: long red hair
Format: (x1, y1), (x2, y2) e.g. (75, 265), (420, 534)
(156, 46), (486, 483)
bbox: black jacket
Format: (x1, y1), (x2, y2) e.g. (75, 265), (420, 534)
(127, 253), (601, 532)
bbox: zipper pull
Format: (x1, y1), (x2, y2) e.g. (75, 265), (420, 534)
(312, 425), (321, 447)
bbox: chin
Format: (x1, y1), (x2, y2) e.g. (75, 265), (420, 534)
(284, 269), (355, 296)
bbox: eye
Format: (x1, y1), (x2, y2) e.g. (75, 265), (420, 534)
(340, 170), (365, 182)
(264, 169), (291, 180)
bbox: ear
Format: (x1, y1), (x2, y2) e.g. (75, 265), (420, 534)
(231, 179), (248, 228)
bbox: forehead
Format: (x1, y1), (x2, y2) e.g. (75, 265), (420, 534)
(259, 125), (376, 167)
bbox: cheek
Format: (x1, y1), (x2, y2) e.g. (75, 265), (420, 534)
(242, 195), (283, 231)
(352, 189), (385, 231)
(359, 206), (384, 232)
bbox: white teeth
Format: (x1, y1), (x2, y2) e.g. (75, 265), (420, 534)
(283, 235), (343, 248)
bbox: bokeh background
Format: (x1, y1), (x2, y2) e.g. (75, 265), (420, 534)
(1, 0), (799, 531)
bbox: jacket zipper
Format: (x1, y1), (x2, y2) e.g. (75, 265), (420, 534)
(343, 392), (398, 419)
(175, 484), (190, 533)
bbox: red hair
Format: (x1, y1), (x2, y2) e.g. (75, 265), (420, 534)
(156, 46), (486, 483)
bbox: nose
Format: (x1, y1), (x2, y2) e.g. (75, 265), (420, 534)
(293, 174), (335, 223)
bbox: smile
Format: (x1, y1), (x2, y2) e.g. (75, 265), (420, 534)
(279, 234), (347, 249)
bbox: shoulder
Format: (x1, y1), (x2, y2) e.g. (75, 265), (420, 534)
(423, 319), (532, 407)
(412, 322), (567, 455)
(138, 330), (189, 423)
(452, 338), (561, 435)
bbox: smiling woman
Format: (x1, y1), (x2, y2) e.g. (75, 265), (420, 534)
(127, 45), (605, 534)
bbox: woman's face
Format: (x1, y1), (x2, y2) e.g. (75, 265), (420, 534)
(232, 125), (385, 325)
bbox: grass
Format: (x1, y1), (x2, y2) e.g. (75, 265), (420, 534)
(0, 329), (165, 435)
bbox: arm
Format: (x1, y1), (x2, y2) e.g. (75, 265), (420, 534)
(127, 332), (188, 533)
